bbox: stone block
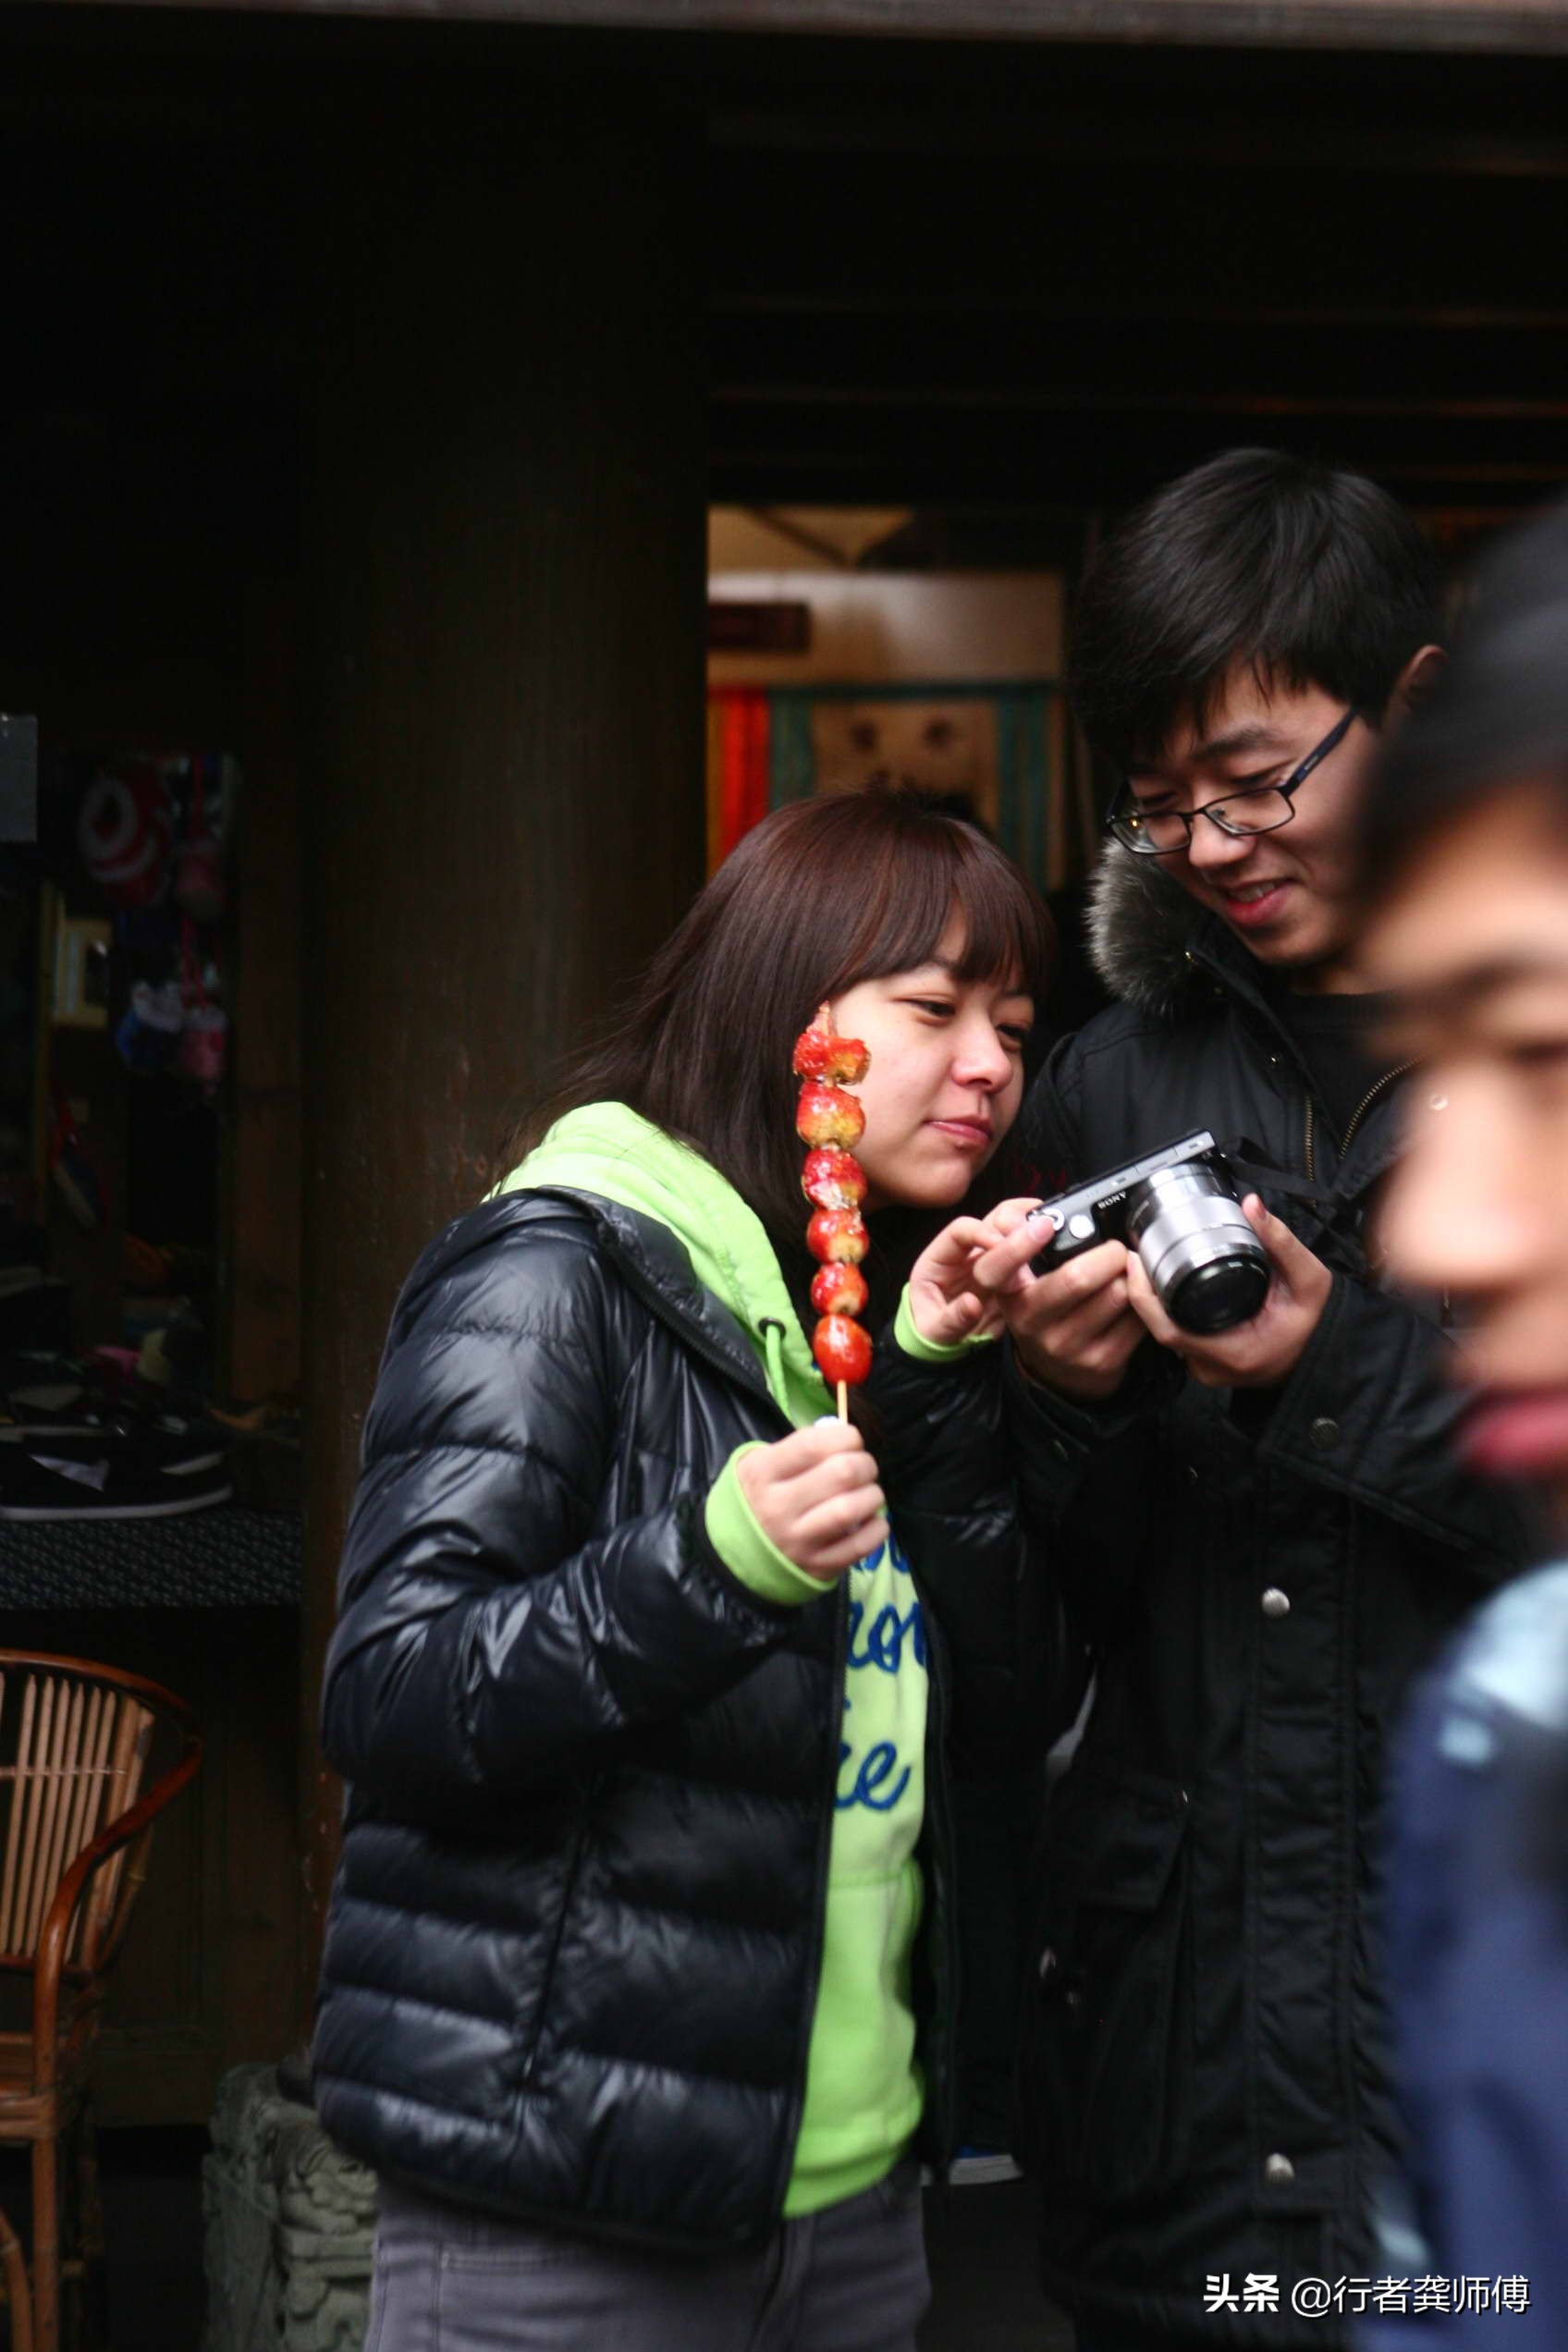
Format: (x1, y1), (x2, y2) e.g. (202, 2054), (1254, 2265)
(202, 2062), (374, 2352)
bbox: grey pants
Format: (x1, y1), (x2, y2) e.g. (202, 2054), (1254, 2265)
(366, 2161), (929, 2352)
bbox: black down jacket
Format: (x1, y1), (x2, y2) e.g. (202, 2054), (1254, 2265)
(312, 1184), (1060, 2253)
(1008, 859), (1529, 2346)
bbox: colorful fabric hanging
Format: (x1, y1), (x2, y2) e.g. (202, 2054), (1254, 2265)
(706, 690), (772, 867)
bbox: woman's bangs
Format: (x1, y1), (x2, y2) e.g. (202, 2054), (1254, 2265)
(943, 851), (1053, 996)
(767, 790), (1053, 1007)
(833, 839), (958, 989)
(829, 825), (1051, 999)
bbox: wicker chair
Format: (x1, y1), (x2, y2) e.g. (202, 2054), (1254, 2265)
(0, 1654), (201, 2352)
(0, 2204), (31, 2352)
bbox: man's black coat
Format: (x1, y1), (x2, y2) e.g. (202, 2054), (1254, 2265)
(1011, 855), (1528, 2346)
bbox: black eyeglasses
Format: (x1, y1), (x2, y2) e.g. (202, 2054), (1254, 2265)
(1107, 709), (1358, 857)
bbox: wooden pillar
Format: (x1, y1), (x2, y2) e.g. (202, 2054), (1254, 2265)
(229, 578), (303, 1403)
(296, 83), (706, 2021)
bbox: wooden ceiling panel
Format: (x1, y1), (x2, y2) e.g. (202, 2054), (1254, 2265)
(4, 9), (1566, 525)
(710, 398), (1568, 507)
(707, 53), (1568, 516)
(708, 156), (1568, 314)
(713, 312), (1568, 408)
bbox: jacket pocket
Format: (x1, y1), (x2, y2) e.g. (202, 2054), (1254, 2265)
(1018, 1764), (1192, 2205)
(518, 1797), (596, 2089)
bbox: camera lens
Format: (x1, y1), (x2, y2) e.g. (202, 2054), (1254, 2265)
(1125, 1162), (1271, 1336)
(1164, 1254), (1271, 1335)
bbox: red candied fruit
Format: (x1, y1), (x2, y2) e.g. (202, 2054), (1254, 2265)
(806, 1208), (869, 1265)
(796, 1083), (866, 1149)
(801, 1146), (868, 1211)
(811, 1261), (869, 1317)
(792, 1005), (871, 1086)
(813, 1314), (874, 1388)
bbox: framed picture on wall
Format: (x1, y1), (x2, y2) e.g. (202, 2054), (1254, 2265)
(809, 697), (999, 831)
(706, 678), (1093, 891)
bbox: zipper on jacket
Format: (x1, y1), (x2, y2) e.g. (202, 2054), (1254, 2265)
(1183, 937), (1405, 1193)
(1304, 1060), (1414, 1183)
(1341, 1061), (1415, 1158)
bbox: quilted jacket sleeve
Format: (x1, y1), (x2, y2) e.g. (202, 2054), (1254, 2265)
(320, 1217), (800, 1820)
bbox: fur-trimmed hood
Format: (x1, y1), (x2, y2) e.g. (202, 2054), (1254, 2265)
(1085, 848), (1228, 1022)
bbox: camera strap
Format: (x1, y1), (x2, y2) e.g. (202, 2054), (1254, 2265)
(1217, 1137), (1372, 1281)
(1219, 1139), (1333, 1205)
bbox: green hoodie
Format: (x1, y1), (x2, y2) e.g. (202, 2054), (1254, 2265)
(496, 1102), (931, 2217)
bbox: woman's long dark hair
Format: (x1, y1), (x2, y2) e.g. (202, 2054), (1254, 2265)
(508, 788), (1055, 1314)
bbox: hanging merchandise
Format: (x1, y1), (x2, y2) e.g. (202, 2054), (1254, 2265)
(178, 920), (228, 1094)
(77, 763), (174, 909)
(179, 1003), (227, 1090)
(113, 898), (180, 963)
(114, 977), (187, 1074)
(48, 1087), (105, 1231)
(173, 754), (228, 924)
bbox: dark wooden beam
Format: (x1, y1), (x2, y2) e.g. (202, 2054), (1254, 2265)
(711, 414), (1568, 508)
(711, 316), (1568, 406)
(711, 102), (1568, 176)
(714, 396), (1568, 451)
(705, 162), (1568, 313)
(717, 386), (1568, 425)
(46, 0), (1568, 59)
(715, 296), (1568, 334)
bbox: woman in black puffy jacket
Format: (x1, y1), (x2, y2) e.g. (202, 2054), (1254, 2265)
(312, 790), (1065, 2352)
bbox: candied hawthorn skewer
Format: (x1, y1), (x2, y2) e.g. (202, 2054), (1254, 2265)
(796, 1083), (865, 1149)
(810, 1260), (868, 1318)
(801, 1146), (866, 1211)
(792, 1009), (871, 1086)
(804, 1211), (872, 1406)
(794, 1004), (873, 1419)
(805, 1206), (868, 1262)
(813, 1312), (873, 1392)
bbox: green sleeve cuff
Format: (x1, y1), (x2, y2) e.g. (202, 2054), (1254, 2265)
(704, 1444), (827, 1608)
(893, 1285), (998, 1364)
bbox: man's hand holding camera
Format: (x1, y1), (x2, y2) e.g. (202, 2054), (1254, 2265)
(1123, 1193), (1331, 1389)
(966, 1191), (1332, 1397)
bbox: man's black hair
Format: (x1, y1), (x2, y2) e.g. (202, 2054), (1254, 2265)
(1359, 494), (1568, 907)
(1069, 448), (1442, 771)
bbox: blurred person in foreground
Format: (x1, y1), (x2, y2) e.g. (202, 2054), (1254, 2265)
(1354, 496), (1568, 2346)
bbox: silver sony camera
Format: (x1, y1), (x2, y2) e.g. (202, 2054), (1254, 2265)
(1026, 1130), (1271, 1336)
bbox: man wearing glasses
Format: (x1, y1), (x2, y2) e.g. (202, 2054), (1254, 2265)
(975, 450), (1526, 2349)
